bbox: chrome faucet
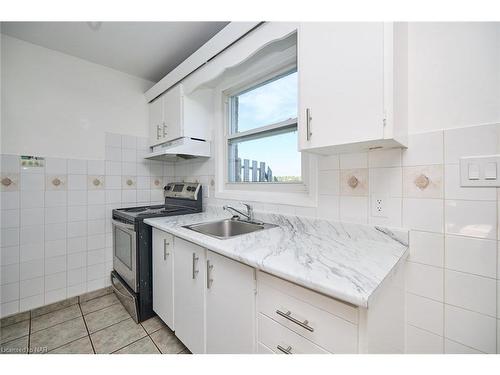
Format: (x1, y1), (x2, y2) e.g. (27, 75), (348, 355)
(223, 203), (256, 222)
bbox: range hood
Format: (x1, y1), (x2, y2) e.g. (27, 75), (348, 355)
(144, 137), (211, 161)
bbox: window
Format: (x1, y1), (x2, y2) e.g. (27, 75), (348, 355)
(226, 70), (301, 184)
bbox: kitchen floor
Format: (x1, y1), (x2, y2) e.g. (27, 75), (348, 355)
(0, 288), (190, 354)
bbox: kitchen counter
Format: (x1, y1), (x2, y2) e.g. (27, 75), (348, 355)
(144, 207), (409, 308)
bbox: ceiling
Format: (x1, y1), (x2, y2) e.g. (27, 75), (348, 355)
(0, 21), (229, 82)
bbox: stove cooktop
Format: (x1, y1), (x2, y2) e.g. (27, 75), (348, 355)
(113, 204), (198, 221)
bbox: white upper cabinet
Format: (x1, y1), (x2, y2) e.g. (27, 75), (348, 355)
(148, 84), (212, 147)
(206, 251), (256, 354)
(298, 22), (408, 154)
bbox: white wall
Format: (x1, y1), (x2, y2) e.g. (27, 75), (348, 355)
(407, 22), (500, 133)
(1, 35), (154, 160)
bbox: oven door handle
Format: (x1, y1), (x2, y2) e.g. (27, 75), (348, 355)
(112, 219), (135, 232)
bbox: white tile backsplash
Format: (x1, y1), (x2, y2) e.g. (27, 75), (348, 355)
(444, 269), (497, 317)
(406, 262), (444, 301)
(409, 231), (444, 267)
(445, 235), (497, 278)
(406, 292), (444, 334)
(0, 134), (173, 317)
(406, 324), (444, 354)
(444, 304), (497, 353)
(402, 131), (444, 166)
(445, 200), (497, 239)
(402, 198), (444, 233)
(444, 124), (499, 165)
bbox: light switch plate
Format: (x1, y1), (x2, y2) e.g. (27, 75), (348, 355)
(460, 155), (500, 187)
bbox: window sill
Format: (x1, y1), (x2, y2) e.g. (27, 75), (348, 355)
(214, 186), (317, 207)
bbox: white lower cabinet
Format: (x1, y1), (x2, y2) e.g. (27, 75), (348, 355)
(173, 237), (206, 354)
(206, 251), (256, 353)
(152, 231), (405, 354)
(152, 229), (174, 329)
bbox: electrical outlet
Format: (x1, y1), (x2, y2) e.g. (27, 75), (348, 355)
(371, 196), (386, 218)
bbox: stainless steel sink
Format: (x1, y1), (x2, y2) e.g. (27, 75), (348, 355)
(183, 218), (277, 240)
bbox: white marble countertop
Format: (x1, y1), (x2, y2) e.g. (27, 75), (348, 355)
(144, 207), (409, 308)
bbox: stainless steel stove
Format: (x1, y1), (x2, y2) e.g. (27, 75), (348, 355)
(110, 182), (202, 322)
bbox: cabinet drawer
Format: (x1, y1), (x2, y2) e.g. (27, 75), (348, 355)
(257, 341), (274, 354)
(258, 273), (358, 353)
(258, 314), (328, 354)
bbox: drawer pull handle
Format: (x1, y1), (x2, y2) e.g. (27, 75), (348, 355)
(276, 309), (314, 332)
(276, 345), (292, 354)
(163, 239), (170, 260)
(192, 253), (199, 279)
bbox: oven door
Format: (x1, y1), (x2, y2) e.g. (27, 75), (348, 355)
(112, 219), (138, 292)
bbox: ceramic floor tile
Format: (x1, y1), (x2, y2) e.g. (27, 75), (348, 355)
(150, 327), (186, 354)
(140, 316), (167, 334)
(30, 317), (88, 353)
(49, 336), (94, 354)
(90, 318), (147, 354)
(0, 311), (30, 328)
(0, 319), (30, 344)
(31, 304), (82, 333)
(31, 297), (78, 318)
(80, 292), (119, 315)
(114, 336), (160, 354)
(84, 303), (130, 333)
(0, 335), (29, 354)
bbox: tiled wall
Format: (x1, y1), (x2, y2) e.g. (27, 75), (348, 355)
(171, 123), (500, 354)
(0, 133), (174, 318)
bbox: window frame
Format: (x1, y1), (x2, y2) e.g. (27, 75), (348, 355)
(223, 64), (306, 190)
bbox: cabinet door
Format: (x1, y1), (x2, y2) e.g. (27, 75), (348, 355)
(152, 229), (174, 329)
(298, 22), (385, 151)
(206, 251), (256, 353)
(173, 237), (206, 354)
(162, 85), (183, 142)
(149, 96), (164, 146)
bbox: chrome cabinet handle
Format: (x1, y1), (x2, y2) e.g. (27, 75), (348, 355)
(162, 122), (167, 138)
(306, 108), (312, 140)
(276, 309), (314, 332)
(163, 239), (170, 260)
(192, 252), (199, 279)
(156, 125), (162, 139)
(206, 260), (214, 289)
(276, 345), (292, 354)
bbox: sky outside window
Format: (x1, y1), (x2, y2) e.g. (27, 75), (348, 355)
(230, 71), (301, 181)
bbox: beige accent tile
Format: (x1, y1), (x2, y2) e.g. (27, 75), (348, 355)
(49, 336), (94, 354)
(45, 175), (67, 191)
(0, 335), (29, 354)
(0, 319), (29, 344)
(340, 169), (368, 196)
(88, 175), (105, 190)
(403, 165), (443, 198)
(31, 304), (82, 333)
(141, 316), (167, 334)
(30, 317), (88, 353)
(80, 292), (119, 315)
(150, 327), (186, 354)
(90, 318), (146, 354)
(1, 173), (19, 192)
(114, 337), (160, 354)
(31, 296), (78, 318)
(84, 303), (130, 334)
